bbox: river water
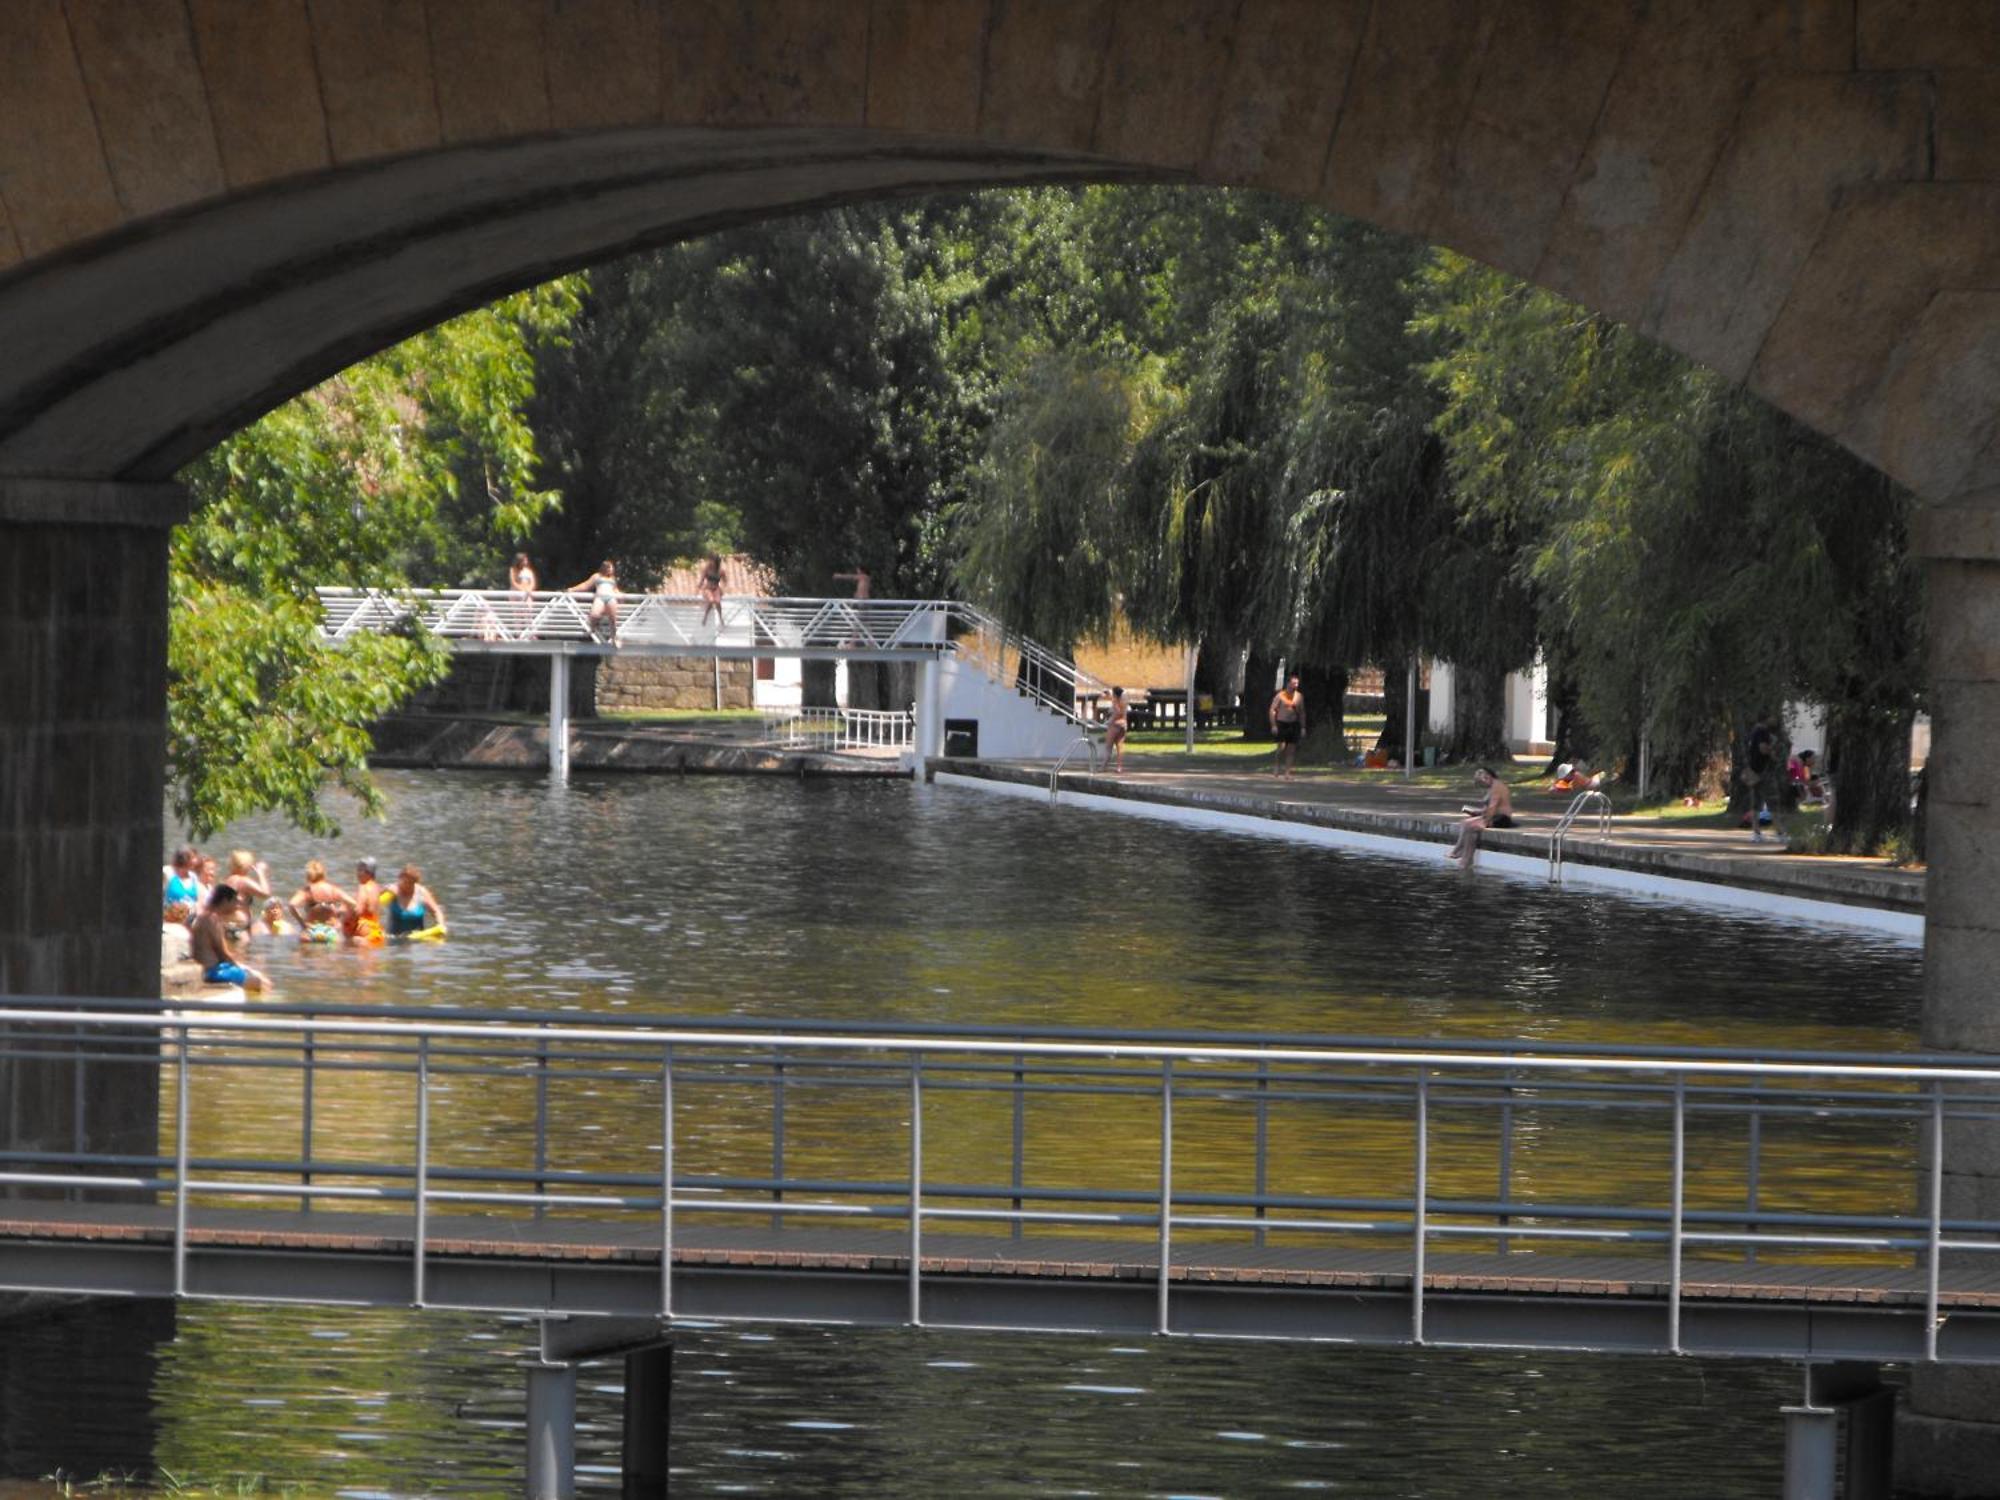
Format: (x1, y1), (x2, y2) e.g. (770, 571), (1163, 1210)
(0, 772), (1922, 1496)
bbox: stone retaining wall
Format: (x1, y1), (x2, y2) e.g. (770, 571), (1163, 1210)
(370, 715), (902, 778)
(595, 655), (754, 713)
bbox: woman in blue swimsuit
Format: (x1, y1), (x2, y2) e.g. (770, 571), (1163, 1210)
(385, 864), (447, 937)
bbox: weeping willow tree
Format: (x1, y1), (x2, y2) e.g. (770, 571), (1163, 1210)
(1118, 219), (1531, 759)
(1422, 254), (1923, 850)
(951, 351), (1137, 657)
(1117, 288), (1301, 737)
(1278, 229), (1535, 762)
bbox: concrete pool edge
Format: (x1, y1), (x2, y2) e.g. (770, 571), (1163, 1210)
(930, 763), (1924, 943)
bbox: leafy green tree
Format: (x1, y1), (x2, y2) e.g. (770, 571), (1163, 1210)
(1421, 255), (1921, 848)
(169, 285), (577, 836)
(528, 255), (718, 588)
(953, 351), (1137, 653)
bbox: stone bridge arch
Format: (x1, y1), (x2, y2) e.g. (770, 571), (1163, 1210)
(0, 0), (1992, 513)
(7, 6), (2000, 1489)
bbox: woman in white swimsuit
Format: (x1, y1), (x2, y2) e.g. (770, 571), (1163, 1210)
(570, 559), (621, 643)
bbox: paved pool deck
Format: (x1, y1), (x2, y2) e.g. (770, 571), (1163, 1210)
(933, 757), (1923, 920)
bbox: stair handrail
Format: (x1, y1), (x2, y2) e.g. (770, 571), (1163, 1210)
(1547, 789), (1614, 883)
(1049, 733), (1102, 799)
(944, 602), (1113, 728)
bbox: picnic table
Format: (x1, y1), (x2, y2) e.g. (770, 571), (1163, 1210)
(1146, 688), (1188, 728)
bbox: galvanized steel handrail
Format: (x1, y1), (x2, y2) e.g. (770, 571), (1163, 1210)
(15, 1006), (2000, 1079)
(1548, 788), (1614, 882)
(31, 992), (1977, 1068)
(7, 1005), (1999, 1358)
(1048, 733), (1101, 798)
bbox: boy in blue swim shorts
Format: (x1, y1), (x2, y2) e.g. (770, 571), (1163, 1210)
(189, 886), (269, 991)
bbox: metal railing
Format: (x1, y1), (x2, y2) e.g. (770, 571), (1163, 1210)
(942, 601), (1112, 729)
(316, 589), (956, 655)
(4, 1001), (1999, 1357)
(1048, 733), (1101, 799)
(1548, 789), (1614, 882)
(316, 590), (1112, 728)
(762, 705), (915, 753)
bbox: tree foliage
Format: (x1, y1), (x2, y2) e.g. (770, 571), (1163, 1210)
(169, 284), (579, 836)
(1419, 255), (1922, 845)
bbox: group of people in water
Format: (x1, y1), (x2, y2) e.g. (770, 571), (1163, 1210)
(164, 847), (448, 992)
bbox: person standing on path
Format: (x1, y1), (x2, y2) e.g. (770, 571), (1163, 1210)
(1269, 675), (1305, 778)
(1745, 716), (1778, 842)
(1103, 686), (1130, 774)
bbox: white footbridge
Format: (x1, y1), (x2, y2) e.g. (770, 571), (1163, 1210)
(316, 589), (1107, 778)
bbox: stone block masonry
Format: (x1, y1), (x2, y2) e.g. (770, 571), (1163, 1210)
(595, 655), (754, 714)
(1, 489), (180, 1171)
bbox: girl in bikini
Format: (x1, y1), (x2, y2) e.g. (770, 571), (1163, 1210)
(697, 554), (725, 627)
(571, 560), (621, 643)
(1447, 767), (1516, 868)
(1104, 686), (1130, 773)
(287, 859), (357, 944)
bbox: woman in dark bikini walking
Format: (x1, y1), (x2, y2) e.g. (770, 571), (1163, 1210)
(1103, 686), (1130, 774)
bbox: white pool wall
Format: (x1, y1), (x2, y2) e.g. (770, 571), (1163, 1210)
(933, 771), (1923, 945)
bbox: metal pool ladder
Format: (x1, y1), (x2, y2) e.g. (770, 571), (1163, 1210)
(1548, 789), (1613, 883)
(1049, 734), (1101, 800)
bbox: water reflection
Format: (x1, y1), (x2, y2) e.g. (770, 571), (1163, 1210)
(4, 772), (1923, 1494)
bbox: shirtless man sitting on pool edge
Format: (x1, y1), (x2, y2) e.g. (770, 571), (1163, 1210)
(1447, 767), (1515, 869)
(190, 886), (269, 991)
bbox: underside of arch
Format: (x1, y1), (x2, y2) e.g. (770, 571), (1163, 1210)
(0, 126), (1169, 493)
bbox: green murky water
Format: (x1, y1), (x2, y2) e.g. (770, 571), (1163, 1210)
(0, 773), (1922, 1495)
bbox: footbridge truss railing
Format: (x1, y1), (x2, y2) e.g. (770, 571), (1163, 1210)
(316, 588), (953, 659)
(4, 1000), (1999, 1366)
(315, 590), (1112, 730)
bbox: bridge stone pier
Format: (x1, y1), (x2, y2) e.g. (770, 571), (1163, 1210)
(2, 1), (2000, 1490)
(1, 480), (180, 1169)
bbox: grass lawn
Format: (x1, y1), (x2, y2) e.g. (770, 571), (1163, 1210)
(598, 708), (764, 728)
(1120, 729), (1544, 790)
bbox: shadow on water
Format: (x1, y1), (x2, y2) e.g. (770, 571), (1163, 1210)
(0, 1299), (173, 1482)
(2, 772), (1922, 1494)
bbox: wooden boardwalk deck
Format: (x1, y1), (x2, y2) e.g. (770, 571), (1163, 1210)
(6, 1200), (2000, 1306)
(6, 1201), (2000, 1364)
